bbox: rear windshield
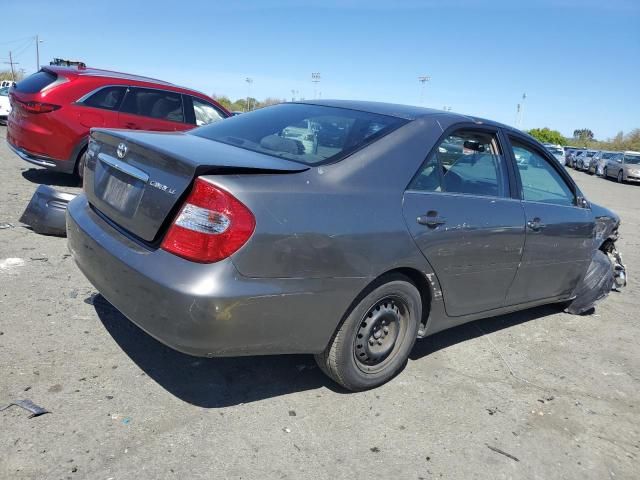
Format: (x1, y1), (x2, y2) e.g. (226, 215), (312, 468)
(15, 70), (57, 93)
(191, 103), (407, 165)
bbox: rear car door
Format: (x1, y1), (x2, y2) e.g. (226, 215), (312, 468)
(75, 86), (127, 128)
(505, 135), (594, 305)
(402, 126), (526, 317)
(118, 87), (188, 131)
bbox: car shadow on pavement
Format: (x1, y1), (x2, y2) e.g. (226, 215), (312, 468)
(22, 168), (81, 188)
(410, 304), (560, 360)
(92, 294), (341, 407)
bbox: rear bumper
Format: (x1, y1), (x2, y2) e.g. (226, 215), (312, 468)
(66, 195), (363, 357)
(7, 140), (76, 173)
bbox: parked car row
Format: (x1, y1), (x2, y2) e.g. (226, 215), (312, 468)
(2, 69), (628, 390)
(563, 146), (640, 184)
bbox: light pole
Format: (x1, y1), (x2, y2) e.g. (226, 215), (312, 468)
(518, 93), (527, 129)
(311, 72), (321, 99)
(245, 77), (253, 112)
(418, 75), (431, 105)
(442, 105), (452, 112)
(291, 89), (299, 101)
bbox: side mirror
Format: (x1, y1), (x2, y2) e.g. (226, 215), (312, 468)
(576, 196), (589, 209)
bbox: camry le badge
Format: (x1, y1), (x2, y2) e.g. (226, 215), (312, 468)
(116, 143), (128, 159)
(149, 180), (176, 195)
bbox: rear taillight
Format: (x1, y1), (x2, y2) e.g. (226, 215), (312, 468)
(161, 178), (255, 263)
(20, 100), (61, 114)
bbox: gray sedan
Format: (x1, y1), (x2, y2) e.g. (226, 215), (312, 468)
(67, 101), (625, 391)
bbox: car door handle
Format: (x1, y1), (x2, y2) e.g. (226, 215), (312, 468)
(124, 122), (140, 129)
(417, 211), (446, 228)
(527, 218), (546, 231)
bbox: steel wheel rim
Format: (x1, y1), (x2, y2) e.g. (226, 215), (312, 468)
(353, 296), (409, 373)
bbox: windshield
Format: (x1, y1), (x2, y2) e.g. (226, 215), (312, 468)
(548, 147), (563, 155)
(191, 103), (407, 165)
(625, 155), (640, 165)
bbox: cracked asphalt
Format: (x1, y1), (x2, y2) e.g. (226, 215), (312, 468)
(1, 125), (638, 479)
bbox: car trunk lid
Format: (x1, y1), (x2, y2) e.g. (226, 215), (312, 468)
(83, 129), (308, 242)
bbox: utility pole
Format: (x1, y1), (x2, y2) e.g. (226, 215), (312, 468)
(245, 77), (253, 112)
(515, 93), (527, 129)
(36, 34), (43, 70)
(3, 51), (19, 82)
(311, 72), (321, 99)
(291, 89), (298, 101)
(418, 75), (431, 105)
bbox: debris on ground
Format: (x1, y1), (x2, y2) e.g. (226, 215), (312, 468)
(486, 444), (519, 462)
(0, 223), (15, 229)
(0, 257), (25, 271)
(0, 399), (50, 418)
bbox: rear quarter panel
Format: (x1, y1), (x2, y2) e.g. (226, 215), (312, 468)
(208, 117), (446, 280)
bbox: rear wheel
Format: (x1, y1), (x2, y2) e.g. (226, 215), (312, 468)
(75, 149), (88, 182)
(603, 167), (608, 178)
(315, 274), (422, 391)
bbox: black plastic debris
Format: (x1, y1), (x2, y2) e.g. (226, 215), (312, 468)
(19, 185), (77, 236)
(565, 250), (615, 315)
(0, 399), (50, 418)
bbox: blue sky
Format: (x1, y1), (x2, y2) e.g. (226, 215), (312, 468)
(1, 0), (638, 138)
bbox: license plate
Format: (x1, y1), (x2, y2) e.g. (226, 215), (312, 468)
(102, 174), (136, 212)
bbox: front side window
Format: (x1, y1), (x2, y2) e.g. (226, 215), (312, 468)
(192, 97), (225, 126)
(192, 103), (405, 165)
(511, 138), (575, 206)
(410, 130), (509, 197)
(120, 88), (184, 123)
(81, 86), (126, 111)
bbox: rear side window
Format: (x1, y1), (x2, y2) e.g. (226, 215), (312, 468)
(511, 139), (575, 206)
(15, 70), (57, 93)
(192, 97), (225, 126)
(410, 129), (510, 198)
(191, 103), (406, 165)
(80, 86), (126, 111)
(120, 88), (184, 123)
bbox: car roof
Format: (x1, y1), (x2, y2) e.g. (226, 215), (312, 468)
(43, 65), (210, 99)
(295, 99), (517, 130)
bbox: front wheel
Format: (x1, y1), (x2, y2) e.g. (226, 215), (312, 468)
(315, 275), (422, 391)
(617, 171), (624, 183)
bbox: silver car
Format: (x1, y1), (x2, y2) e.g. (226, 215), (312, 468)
(603, 151), (640, 183)
(67, 101), (625, 390)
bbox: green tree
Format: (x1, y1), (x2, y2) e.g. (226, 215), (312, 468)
(528, 127), (566, 145)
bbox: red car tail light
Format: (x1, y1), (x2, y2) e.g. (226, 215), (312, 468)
(19, 100), (61, 114)
(161, 178), (256, 263)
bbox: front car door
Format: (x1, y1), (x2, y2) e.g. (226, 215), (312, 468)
(505, 135), (594, 305)
(402, 126), (526, 317)
(118, 87), (188, 131)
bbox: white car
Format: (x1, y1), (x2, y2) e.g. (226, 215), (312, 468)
(0, 87), (11, 125)
(544, 144), (566, 166)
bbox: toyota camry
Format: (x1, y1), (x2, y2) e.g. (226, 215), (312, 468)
(66, 100), (626, 391)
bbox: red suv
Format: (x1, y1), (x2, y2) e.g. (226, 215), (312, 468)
(7, 66), (230, 175)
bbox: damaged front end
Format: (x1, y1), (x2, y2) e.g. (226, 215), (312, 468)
(594, 206), (627, 291)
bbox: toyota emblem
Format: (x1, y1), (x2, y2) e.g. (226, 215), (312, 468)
(116, 143), (128, 159)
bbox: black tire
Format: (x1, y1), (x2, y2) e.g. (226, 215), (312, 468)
(617, 171), (624, 183)
(603, 167), (608, 178)
(75, 148), (88, 181)
(564, 250), (614, 315)
(315, 274), (422, 391)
